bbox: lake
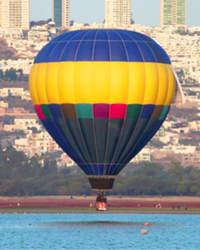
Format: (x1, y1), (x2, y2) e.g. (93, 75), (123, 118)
(0, 213), (199, 249)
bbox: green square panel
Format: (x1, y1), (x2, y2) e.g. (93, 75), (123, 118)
(40, 104), (53, 119)
(159, 105), (169, 120)
(126, 104), (142, 119)
(76, 104), (93, 119)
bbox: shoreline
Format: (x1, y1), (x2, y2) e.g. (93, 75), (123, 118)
(1, 208), (200, 214)
(1, 196), (200, 214)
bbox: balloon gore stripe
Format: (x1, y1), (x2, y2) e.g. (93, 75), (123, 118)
(34, 104), (170, 120)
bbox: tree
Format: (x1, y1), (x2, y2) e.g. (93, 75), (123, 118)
(4, 68), (17, 81)
(190, 186), (200, 196)
(29, 127), (38, 134)
(168, 160), (184, 182)
(17, 69), (23, 81)
(0, 69), (4, 80)
(42, 159), (57, 176)
(57, 186), (68, 195)
(150, 139), (165, 148)
(176, 184), (186, 195)
(113, 182), (124, 196)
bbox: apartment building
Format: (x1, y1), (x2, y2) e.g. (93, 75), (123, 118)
(52, 0), (70, 28)
(105, 0), (131, 26)
(160, 0), (186, 30)
(0, 0), (30, 29)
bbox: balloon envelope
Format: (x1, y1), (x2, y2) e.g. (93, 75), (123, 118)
(29, 29), (176, 190)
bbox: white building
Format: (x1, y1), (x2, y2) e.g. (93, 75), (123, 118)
(0, 101), (8, 108)
(0, 0), (30, 30)
(60, 153), (75, 167)
(130, 148), (151, 163)
(14, 118), (39, 129)
(105, 0), (131, 26)
(161, 145), (196, 154)
(160, 0), (186, 30)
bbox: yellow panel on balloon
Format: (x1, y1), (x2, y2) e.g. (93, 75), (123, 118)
(127, 63), (146, 104)
(74, 62), (93, 104)
(45, 63), (60, 104)
(165, 65), (176, 105)
(91, 62), (110, 104)
(36, 63), (48, 104)
(143, 63), (159, 105)
(156, 64), (169, 105)
(58, 62), (75, 104)
(110, 62), (129, 104)
(29, 64), (39, 105)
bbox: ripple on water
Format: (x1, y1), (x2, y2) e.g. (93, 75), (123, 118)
(0, 214), (200, 249)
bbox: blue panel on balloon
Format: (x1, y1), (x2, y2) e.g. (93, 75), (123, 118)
(108, 30), (121, 40)
(99, 164), (105, 175)
(125, 41), (143, 62)
(128, 31), (145, 42)
(106, 164), (116, 175)
(60, 41), (80, 61)
(48, 42), (67, 62)
(87, 165), (96, 175)
(70, 30), (88, 40)
(42, 119), (82, 165)
(83, 30), (97, 40)
(92, 164), (100, 175)
(110, 41), (127, 61)
(141, 105), (155, 119)
(96, 30), (108, 40)
(49, 104), (63, 119)
(118, 30), (133, 41)
(93, 41), (110, 61)
(76, 41), (94, 61)
(35, 42), (57, 63)
(138, 42), (157, 63)
(148, 42), (171, 64)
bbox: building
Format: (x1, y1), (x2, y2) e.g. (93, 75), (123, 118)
(130, 148), (151, 163)
(52, 0), (70, 28)
(105, 0), (131, 26)
(160, 0), (186, 30)
(0, 0), (30, 30)
(181, 152), (200, 168)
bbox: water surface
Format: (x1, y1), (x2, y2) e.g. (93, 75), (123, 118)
(0, 213), (199, 249)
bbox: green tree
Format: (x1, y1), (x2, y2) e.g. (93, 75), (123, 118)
(168, 160), (184, 182)
(0, 69), (4, 80)
(190, 186), (200, 196)
(176, 184), (186, 195)
(17, 69), (23, 81)
(150, 139), (165, 148)
(57, 186), (68, 195)
(5, 68), (17, 81)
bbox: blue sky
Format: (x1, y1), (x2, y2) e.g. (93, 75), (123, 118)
(30, 0), (200, 27)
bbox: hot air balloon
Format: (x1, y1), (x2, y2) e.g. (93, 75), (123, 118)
(29, 29), (184, 200)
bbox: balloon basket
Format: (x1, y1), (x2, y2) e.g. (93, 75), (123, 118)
(95, 191), (107, 211)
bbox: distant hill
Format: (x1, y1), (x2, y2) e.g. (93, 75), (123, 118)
(0, 38), (18, 60)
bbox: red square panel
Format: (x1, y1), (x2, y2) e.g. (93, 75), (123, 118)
(110, 104), (127, 119)
(34, 105), (45, 120)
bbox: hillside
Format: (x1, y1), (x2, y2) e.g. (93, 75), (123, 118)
(0, 38), (18, 60)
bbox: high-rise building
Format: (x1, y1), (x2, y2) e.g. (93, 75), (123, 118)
(160, 0), (186, 30)
(105, 0), (131, 26)
(0, 0), (30, 30)
(52, 0), (70, 28)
